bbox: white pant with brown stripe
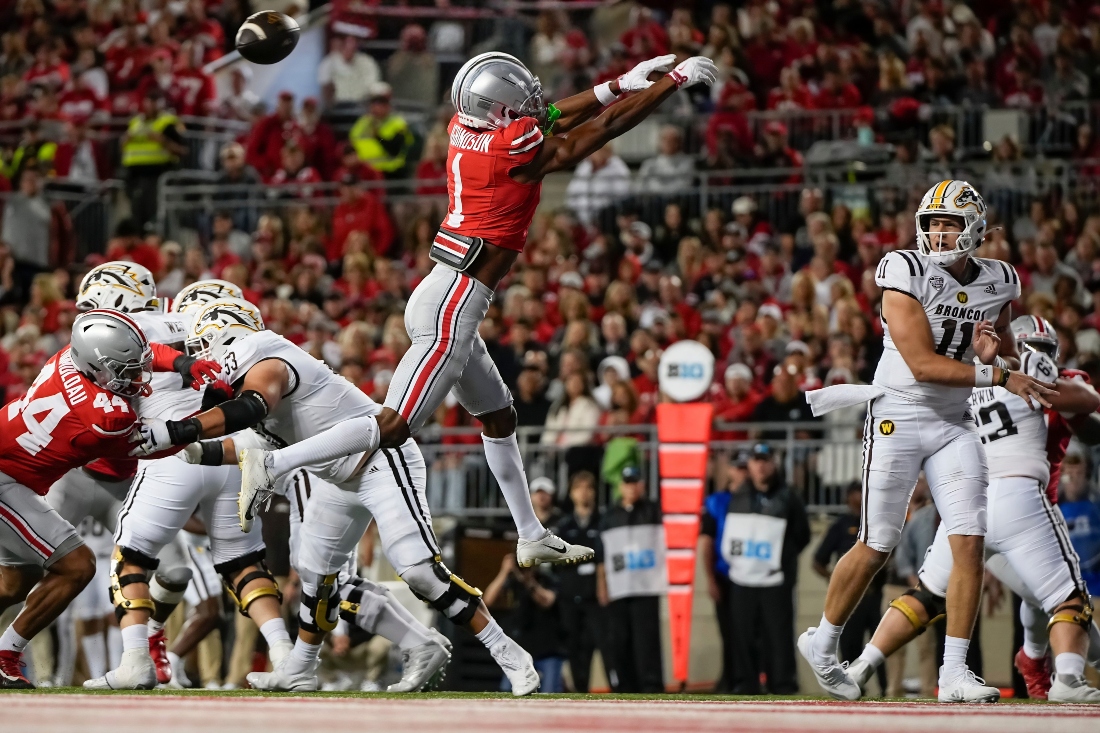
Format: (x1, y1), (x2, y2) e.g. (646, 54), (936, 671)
(0, 472), (83, 569)
(384, 265), (512, 433)
(920, 476), (1087, 612)
(859, 393), (988, 552)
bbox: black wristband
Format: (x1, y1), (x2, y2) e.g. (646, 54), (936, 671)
(172, 354), (196, 379)
(199, 440), (224, 466)
(166, 418), (202, 446)
(997, 368), (1011, 388)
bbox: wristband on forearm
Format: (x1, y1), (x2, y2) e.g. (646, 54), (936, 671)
(594, 81), (620, 106)
(198, 440), (224, 466)
(996, 367), (1011, 388)
(167, 418), (202, 446)
(975, 365), (994, 388)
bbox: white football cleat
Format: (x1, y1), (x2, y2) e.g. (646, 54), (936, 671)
(387, 640), (451, 692)
(247, 660), (319, 692)
(268, 640), (294, 669)
(516, 530), (594, 567)
(491, 638), (539, 696)
(937, 668), (1000, 703)
(1049, 674), (1100, 703)
(83, 649), (157, 690)
(797, 629), (860, 701)
(846, 657), (874, 696)
(238, 448), (276, 532)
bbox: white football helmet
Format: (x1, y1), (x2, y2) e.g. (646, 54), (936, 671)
(69, 309), (154, 397)
(915, 180), (987, 266)
(186, 297), (265, 362)
(172, 279), (245, 314)
(451, 51), (546, 130)
(1012, 314), (1060, 362)
(77, 261), (159, 312)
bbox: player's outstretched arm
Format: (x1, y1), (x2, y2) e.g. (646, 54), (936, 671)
(884, 290), (1055, 408)
(512, 56), (716, 182)
(1046, 376), (1100, 414)
(550, 54), (676, 134)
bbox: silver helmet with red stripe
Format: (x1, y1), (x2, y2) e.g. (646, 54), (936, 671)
(1011, 314), (1059, 362)
(69, 309), (154, 397)
(451, 51), (546, 130)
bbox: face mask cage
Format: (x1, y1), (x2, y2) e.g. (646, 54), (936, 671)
(98, 348), (153, 397)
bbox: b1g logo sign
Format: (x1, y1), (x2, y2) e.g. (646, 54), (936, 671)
(727, 538), (773, 561)
(611, 549), (657, 573)
(659, 340), (715, 402)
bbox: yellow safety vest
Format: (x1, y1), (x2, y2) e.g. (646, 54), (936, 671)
(4, 142), (56, 179)
(122, 113), (180, 168)
(348, 114), (412, 173)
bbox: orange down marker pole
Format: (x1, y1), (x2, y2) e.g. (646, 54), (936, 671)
(656, 401), (713, 685)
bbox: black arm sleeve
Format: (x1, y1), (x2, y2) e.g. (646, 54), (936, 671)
(219, 390), (270, 434)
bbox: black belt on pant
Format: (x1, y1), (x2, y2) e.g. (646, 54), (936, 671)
(430, 227), (485, 271)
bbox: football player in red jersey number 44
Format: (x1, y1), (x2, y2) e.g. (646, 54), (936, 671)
(0, 310), (205, 688)
(215, 52), (720, 569)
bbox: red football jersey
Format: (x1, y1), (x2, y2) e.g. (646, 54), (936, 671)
(0, 348), (138, 495)
(442, 115), (543, 252)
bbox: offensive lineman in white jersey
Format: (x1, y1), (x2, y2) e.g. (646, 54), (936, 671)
(843, 316), (1100, 702)
(131, 298), (542, 694)
(46, 266), (230, 686)
(800, 180), (1056, 702)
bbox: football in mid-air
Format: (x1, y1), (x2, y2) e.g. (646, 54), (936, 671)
(235, 11), (300, 65)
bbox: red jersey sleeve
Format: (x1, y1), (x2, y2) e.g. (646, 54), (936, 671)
(502, 117), (544, 165)
(151, 342), (182, 372)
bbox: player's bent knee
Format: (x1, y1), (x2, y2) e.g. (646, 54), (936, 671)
(110, 546), (159, 620)
(891, 584), (946, 634)
(215, 549), (281, 617)
(150, 566), (193, 620)
(401, 558), (482, 625)
(298, 569), (340, 633)
(480, 406), (517, 439)
(1048, 593), (1094, 631)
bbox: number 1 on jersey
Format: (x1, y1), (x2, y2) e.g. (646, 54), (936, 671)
(935, 319), (974, 361)
(445, 153), (464, 228)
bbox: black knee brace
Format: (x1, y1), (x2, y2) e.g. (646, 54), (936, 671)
(110, 546), (160, 621)
(149, 566), (193, 623)
(299, 572), (340, 633)
(406, 559), (482, 626)
(214, 549), (281, 617)
(890, 584), (947, 634)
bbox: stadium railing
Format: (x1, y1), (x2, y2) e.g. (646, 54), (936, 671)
(415, 421), (864, 519)
(0, 179), (122, 260)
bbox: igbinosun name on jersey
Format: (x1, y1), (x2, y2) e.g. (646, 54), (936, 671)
(933, 304), (986, 321)
(449, 126), (492, 153)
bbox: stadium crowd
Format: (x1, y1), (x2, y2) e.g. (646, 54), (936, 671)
(1, 0), (1100, 694)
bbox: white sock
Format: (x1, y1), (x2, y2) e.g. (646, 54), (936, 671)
(1020, 602), (1049, 659)
(283, 638), (321, 676)
(168, 651), (191, 687)
(474, 618), (506, 650)
(148, 619), (164, 633)
(0, 625), (29, 654)
(858, 643), (886, 670)
(120, 623), (148, 651)
(81, 633), (108, 679)
(810, 615), (844, 663)
(107, 625), (122, 668)
(482, 433), (546, 541)
(1054, 652), (1086, 679)
(941, 636), (969, 679)
(270, 415), (379, 478)
(259, 618), (291, 649)
(367, 599), (431, 650)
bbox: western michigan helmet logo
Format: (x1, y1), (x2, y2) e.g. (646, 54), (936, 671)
(957, 292), (968, 304)
(953, 185), (983, 211)
(879, 420), (895, 436)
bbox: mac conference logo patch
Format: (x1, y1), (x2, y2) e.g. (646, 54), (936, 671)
(956, 292), (969, 304)
(929, 276), (944, 291)
(879, 420), (896, 436)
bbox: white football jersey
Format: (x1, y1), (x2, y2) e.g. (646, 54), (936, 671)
(216, 329), (381, 448)
(131, 310), (203, 421)
(969, 351), (1058, 485)
(874, 251), (1021, 406)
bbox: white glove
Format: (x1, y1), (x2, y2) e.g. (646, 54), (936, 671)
(128, 418), (173, 457)
(617, 54), (676, 93)
(668, 56), (719, 89)
(180, 442), (204, 464)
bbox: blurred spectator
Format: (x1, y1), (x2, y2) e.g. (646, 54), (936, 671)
(268, 140), (322, 188)
(720, 443), (809, 694)
(565, 145), (631, 227)
(542, 371), (601, 447)
(349, 85), (414, 176)
(414, 134), (448, 196)
(386, 24), (439, 108)
(712, 363), (763, 439)
(5, 120), (56, 183)
(752, 361), (819, 438)
(554, 471), (606, 692)
(247, 91), (302, 179)
(1045, 50), (1090, 106)
(106, 219), (161, 275)
(218, 66), (260, 121)
(2, 166), (59, 283)
(53, 117), (110, 182)
(121, 89), (185, 229)
(530, 11), (568, 91)
(483, 553), (564, 693)
(1060, 449), (1100, 597)
(319, 35), (383, 107)
(813, 483), (886, 693)
(813, 63), (863, 109)
(636, 126), (695, 194)
(514, 360), (552, 442)
(329, 174), (396, 259)
(700, 452), (748, 692)
(596, 465), (664, 693)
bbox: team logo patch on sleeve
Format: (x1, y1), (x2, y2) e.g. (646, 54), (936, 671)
(929, 276), (944, 291)
(956, 292), (968, 304)
(879, 420), (895, 436)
